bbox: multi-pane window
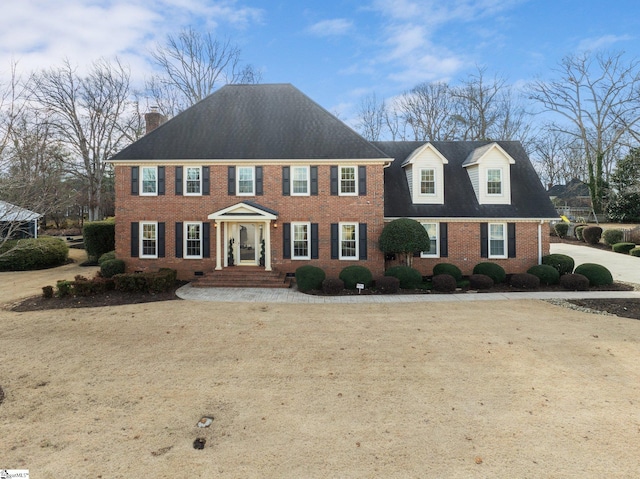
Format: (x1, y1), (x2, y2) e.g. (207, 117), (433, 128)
(292, 166), (309, 195)
(292, 223), (310, 259)
(420, 168), (436, 195)
(487, 168), (502, 195)
(489, 223), (506, 258)
(185, 167), (201, 195)
(185, 222), (202, 258)
(421, 223), (438, 257)
(340, 223), (358, 259)
(140, 222), (157, 258)
(237, 166), (255, 195)
(339, 166), (357, 195)
(141, 167), (157, 195)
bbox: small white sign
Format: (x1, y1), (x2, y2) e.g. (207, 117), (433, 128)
(356, 283), (364, 293)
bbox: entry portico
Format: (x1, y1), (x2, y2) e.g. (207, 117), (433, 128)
(208, 201), (278, 271)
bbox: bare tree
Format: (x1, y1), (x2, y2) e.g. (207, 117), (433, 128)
(398, 82), (457, 141)
(147, 27), (261, 116)
(528, 51), (640, 212)
(355, 93), (386, 141)
(530, 128), (586, 187)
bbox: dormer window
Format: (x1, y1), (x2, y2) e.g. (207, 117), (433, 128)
(487, 168), (502, 195)
(463, 143), (514, 205)
(420, 168), (436, 195)
(402, 143), (447, 205)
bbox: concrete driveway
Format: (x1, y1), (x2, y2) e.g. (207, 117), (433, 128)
(550, 242), (640, 285)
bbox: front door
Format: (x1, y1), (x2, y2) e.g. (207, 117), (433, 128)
(238, 223), (258, 264)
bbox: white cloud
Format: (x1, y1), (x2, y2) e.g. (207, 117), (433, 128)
(577, 34), (634, 53)
(307, 19), (354, 37)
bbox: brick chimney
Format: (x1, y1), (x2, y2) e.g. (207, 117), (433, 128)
(145, 107), (166, 135)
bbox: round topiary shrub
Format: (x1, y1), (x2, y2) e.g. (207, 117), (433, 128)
(630, 246), (640, 257)
(472, 262), (506, 283)
(295, 265), (326, 293)
(582, 226), (603, 245)
(375, 276), (400, 294)
(339, 265), (373, 290)
(321, 278), (344, 295)
(431, 273), (457, 293)
(469, 274), (494, 290)
(602, 229), (624, 246)
(432, 263), (462, 281)
(99, 251), (116, 265)
(100, 258), (126, 278)
(509, 273), (541, 290)
(554, 222), (569, 238)
(560, 273), (590, 291)
(527, 264), (560, 285)
(542, 253), (575, 276)
(573, 224), (586, 240)
(611, 242), (636, 254)
(0, 237), (69, 271)
(574, 263), (613, 286)
(384, 265), (422, 289)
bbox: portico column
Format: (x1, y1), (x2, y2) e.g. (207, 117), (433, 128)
(265, 220), (272, 271)
(215, 220), (222, 270)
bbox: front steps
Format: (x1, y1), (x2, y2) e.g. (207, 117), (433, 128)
(191, 266), (291, 289)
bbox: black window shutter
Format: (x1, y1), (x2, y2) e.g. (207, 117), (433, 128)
(480, 223), (488, 258)
(331, 223), (339, 259)
(311, 223), (319, 259)
(359, 223), (367, 259)
(508, 223), (516, 258)
(175, 167), (183, 195)
(282, 167), (290, 196)
(228, 166), (236, 195)
(131, 222), (139, 257)
(283, 223), (291, 259)
(158, 222), (165, 257)
(330, 166), (338, 195)
(310, 166), (318, 195)
(175, 222), (183, 258)
(158, 167), (165, 195)
(440, 223), (448, 257)
(203, 167), (210, 195)
(256, 166), (263, 195)
(358, 166), (367, 196)
(131, 167), (139, 195)
(203, 222), (211, 258)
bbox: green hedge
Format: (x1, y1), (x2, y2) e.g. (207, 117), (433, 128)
(542, 253), (575, 275)
(98, 251), (116, 265)
(527, 264), (560, 285)
(113, 268), (177, 294)
(100, 259), (126, 278)
(432, 263), (462, 281)
(630, 247), (640, 257)
(339, 265), (373, 290)
(575, 225), (587, 241)
(0, 237), (69, 271)
(611, 242), (636, 254)
(602, 229), (624, 246)
(472, 262), (506, 283)
(295, 265), (326, 293)
(384, 265), (422, 289)
(582, 226), (603, 245)
(573, 263), (613, 286)
(554, 222), (569, 238)
(83, 220), (115, 261)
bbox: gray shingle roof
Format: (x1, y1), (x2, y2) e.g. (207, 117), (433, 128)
(0, 200), (41, 222)
(375, 141), (559, 219)
(111, 84), (389, 161)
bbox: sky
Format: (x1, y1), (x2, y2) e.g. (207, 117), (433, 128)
(1, 0), (640, 125)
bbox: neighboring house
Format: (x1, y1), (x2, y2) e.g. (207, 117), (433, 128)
(109, 84), (558, 281)
(547, 178), (593, 220)
(0, 200), (41, 239)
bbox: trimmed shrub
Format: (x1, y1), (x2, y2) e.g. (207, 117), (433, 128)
(602, 229), (624, 246)
(472, 262), (506, 284)
(113, 268), (177, 294)
(295, 265), (326, 292)
(574, 263), (613, 286)
(83, 220), (115, 262)
(527, 264), (560, 285)
(56, 280), (73, 297)
(509, 273), (540, 290)
(384, 265), (422, 289)
(98, 251), (116, 265)
(560, 273), (590, 291)
(542, 254), (575, 276)
(0, 237), (69, 271)
(432, 263), (462, 281)
(42, 285), (54, 298)
(339, 265), (373, 290)
(71, 274), (114, 296)
(575, 225), (587, 241)
(321, 278), (344, 295)
(611, 242), (636, 254)
(554, 222), (569, 238)
(469, 274), (494, 290)
(582, 226), (603, 245)
(101, 259), (126, 278)
(431, 273), (457, 293)
(375, 276), (400, 294)
(630, 246), (640, 257)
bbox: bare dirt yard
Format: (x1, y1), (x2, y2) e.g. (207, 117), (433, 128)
(1, 250), (640, 478)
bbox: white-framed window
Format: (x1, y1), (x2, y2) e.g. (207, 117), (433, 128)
(420, 168), (436, 195)
(339, 222), (358, 259)
(292, 222), (310, 259)
(487, 168), (502, 195)
(140, 222), (158, 258)
(185, 167), (202, 195)
(291, 166), (310, 195)
(339, 166), (357, 195)
(489, 223), (507, 258)
(184, 222), (202, 258)
(141, 166), (158, 195)
(237, 166), (255, 195)
(420, 222), (439, 257)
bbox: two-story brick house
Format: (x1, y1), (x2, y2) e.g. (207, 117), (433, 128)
(109, 84), (557, 283)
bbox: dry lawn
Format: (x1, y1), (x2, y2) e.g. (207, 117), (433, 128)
(1, 252), (640, 478)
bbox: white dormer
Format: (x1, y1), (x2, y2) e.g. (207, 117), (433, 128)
(462, 143), (515, 205)
(402, 143), (448, 204)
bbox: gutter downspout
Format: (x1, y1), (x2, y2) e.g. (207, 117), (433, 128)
(538, 221), (543, 264)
